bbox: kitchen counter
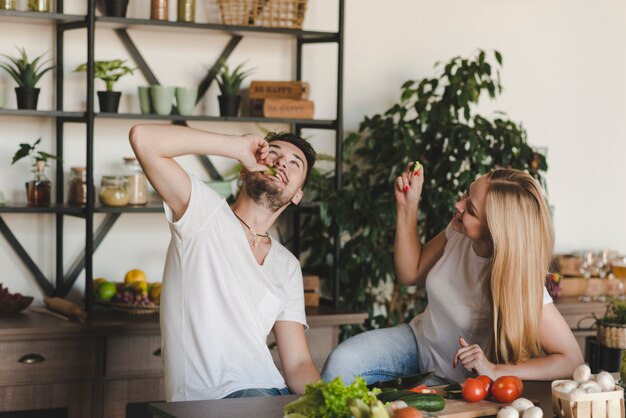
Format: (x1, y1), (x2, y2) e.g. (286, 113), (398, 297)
(148, 380), (556, 418)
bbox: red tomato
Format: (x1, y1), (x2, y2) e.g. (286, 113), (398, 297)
(510, 375), (524, 395)
(462, 378), (488, 403)
(490, 376), (521, 403)
(394, 407), (423, 418)
(476, 375), (493, 394)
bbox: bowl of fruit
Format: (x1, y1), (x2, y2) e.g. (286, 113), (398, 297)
(93, 270), (161, 315)
(0, 284), (33, 314)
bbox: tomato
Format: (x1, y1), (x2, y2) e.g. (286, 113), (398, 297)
(490, 376), (522, 403)
(476, 375), (493, 394)
(394, 407), (423, 418)
(462, 377), (488, 403)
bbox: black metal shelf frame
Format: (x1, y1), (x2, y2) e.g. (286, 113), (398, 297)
(0, 0), (345, 313)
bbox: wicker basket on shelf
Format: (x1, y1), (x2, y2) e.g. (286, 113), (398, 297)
(597, 300), (626, 349)
(218, 0), (308, 29)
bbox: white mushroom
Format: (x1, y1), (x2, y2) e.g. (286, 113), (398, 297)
(522, 406), (543, 418)
(596, 371), (616, 392)
(569, 388), (587, 397)
(554, 380), (578, 393)
(497, 406), (520, 418)
(579, 380), (602, 393)
(511, 398), (535, 413)
(573, 364), (591, 383)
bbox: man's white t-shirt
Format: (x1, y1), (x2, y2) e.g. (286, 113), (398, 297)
(410, 224), (553, 383)
(160, 176), (307, 401)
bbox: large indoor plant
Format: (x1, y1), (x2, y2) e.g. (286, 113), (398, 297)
(0, 46), (54, 110)
(301, 50), (548, 337)
(216, 61), (254, 117)
(75, 59), (135, 113)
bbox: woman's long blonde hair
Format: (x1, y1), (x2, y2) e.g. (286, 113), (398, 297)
(485, 169), (554, 364)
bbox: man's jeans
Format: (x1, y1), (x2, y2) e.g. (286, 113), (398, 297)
(224, 386), (291, 398)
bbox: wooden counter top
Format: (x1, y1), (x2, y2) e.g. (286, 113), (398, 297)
(0, 305), (368, 338)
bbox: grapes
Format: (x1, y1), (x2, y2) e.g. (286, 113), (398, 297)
(0, 283), (24, 301)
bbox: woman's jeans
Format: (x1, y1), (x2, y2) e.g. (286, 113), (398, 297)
(321, 324), (447, 386)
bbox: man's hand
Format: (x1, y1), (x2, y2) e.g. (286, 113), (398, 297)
(238, 134), (271, 172)
(453, 336), (496, 378)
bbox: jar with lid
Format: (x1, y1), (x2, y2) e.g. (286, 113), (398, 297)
(99, 175), (129, 207)
(122, 157), (148, 205)
(26, 160), (51, 207)
(177, 0), (195, 22)
(68, 166), (88, 205)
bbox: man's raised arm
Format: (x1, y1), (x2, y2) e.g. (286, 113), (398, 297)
(129, 124), (269, 220)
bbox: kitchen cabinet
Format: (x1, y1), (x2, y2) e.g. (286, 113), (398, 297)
(0, 308), (365, 416)
(0, 0), (346, 315)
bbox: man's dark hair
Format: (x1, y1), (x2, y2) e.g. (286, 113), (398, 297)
(265, 132), (316, 187)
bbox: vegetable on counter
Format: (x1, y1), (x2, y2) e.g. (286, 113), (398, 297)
(283, 376), (380, 418)
(377, 390), (445, 412)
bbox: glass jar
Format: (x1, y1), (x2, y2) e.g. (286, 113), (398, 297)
(151, 0), (168, 20)
(26, 160), (51, 207)
(28, 0), (50, 12)
(177, 0), (195, 22)
(122, 157), (148, 205)
(68, 166), (88, 205)
(99, 175), (129, 207)
(0, 0), (16, 10)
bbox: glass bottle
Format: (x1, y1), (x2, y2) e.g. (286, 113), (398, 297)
(122, 157), (148, 205)
(28, 0), (50, 12)
(68, 166), (88, 206)
(151, 0), (168, 20)
(177, 0), (195, 23)
(0, 0), (16, 10)
(26, 160), (51, 207)
(99, 176), (129, 207)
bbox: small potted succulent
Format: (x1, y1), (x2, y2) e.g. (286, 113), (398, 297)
(11, 138), (58, 207)
(75, 59), (135, 113)
(216, 61), (254, 117)
(0, 46), (55, 110)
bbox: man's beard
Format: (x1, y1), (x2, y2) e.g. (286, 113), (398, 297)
(245, 173), (291, 212)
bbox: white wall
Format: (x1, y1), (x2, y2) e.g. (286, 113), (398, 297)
(0, 0), (624, 302)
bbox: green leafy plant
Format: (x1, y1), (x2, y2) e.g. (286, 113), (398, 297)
(0, 46), (54, 88)
(601, 300), (626, 325)
(216, 61), (254, 96)
(11, 138), (58, 168)
(74, 59), (135, 92)
(300, 50), (548, 337)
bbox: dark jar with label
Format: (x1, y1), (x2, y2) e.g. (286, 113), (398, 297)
(68, 166), (88, 205)
(26, 160), (51, 207)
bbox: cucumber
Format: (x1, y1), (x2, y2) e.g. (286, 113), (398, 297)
(378, 391), (445, 412)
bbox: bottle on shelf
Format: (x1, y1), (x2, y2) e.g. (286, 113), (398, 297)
(99, 175), (129, 207)
(28, 0), (50, 12)
(68, 166), (88, 206)
(150, 0), (168, 21)
(122, 157), (149, 205)
(177, 0), (195, 23)
(26, 160), (51, 207)
(0, 0), (15, 10)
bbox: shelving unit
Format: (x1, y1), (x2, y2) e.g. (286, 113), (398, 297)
(0, 0), (344, 315)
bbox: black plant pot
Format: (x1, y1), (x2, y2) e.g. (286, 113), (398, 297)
(98, 91), (122, 113)
(102, 0), (129, 17)
(218, 94), (241, 117)
(15, 87), (40, 110)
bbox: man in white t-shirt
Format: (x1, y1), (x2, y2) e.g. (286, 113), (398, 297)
(129, 124), (320, 401)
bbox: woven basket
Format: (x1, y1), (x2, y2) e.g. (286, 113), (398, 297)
(95, 300), (159, 315)
(597, 320), (626, 349)
(218, 0), (308, 29)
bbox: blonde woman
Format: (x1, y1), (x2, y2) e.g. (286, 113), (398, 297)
(322, 168), (583, 385)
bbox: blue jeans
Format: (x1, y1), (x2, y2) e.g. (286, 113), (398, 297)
(321, 324), (448, 386)
(223, 386), (291, 398)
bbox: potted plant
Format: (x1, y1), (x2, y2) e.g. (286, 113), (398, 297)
(596, 300), (626, 350)
(11, 138), (58, 207)
(300, 50), (549, 337)
(98, 0), (129, 17)
(216, 61), (254, 117)
(0, 46), (54, 110)
(75, 59), (135, 113)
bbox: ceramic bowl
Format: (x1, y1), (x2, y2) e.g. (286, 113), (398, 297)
(0, 296), (34, 314)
